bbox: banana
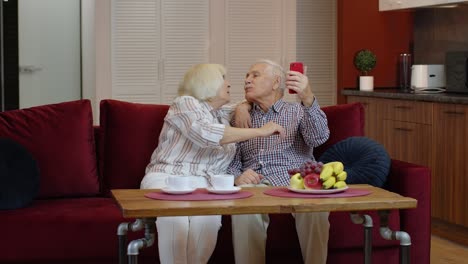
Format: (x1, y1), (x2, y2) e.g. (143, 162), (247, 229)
(322, 176), (336, 189)
(323, 161), (338, 167)
(319, 165), (333, 182)
(324, 161), (344, 175)
(336, 171), (347, 181)
(333, 180), (347, 189)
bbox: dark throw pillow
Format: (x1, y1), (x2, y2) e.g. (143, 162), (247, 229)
(318, 137), (391, 187)
(0, 138), (40, 210)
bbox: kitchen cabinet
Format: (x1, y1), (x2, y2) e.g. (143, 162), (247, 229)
(346, 96), (384, 143)
(379, 0), (468, 11)
(346, 93), (468, 246)
(381, 99), (433, 167)
(432, 103), (468, 227)
(348, 96), (432, 167)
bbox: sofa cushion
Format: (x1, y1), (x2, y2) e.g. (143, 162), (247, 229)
(319, 136), (391, 187)
(99, 100), (169, 194)
(0, 138), (40, 210)
(314, 103), (365, 159)
(0, 198), (157, 262)
(0, 100), (99, 198)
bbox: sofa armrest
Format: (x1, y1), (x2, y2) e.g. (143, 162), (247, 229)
(385, 159), (431, 264)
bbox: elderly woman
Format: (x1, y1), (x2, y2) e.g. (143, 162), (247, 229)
(141, 64), (284, 264)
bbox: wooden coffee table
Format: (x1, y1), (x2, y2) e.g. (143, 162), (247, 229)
(112, 184), (417, 264)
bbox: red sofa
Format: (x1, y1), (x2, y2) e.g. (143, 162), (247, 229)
(0, 99), (430, 264)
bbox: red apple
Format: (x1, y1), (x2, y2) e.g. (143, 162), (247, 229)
(303, 173), (322, 190)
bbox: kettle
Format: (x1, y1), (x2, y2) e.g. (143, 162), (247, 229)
(411, 65), (445, 89)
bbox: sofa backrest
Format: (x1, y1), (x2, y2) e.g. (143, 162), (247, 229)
(313, 102), (365, 159)
(98, 100), (365, 192)
(99, 99), (169, 194)
(0, 100), (100, 198)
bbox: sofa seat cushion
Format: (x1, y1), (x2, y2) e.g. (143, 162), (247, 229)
(99, 100), (169, 194)
(0, 100), (99, 198)
(0, 198), (157, 262)
(314, 103), (365, 159)
(0, 138), (40, 210)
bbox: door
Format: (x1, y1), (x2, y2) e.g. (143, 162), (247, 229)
(18, 0), (81, 108)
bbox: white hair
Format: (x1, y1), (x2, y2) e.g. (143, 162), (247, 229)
(178, 64), (226, 101)
(253, 59), (285, 92)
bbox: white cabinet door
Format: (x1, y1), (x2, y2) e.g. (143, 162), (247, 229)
(160, 0), (210, 103)
(111, 0), (295, 105)
(112, 0), (162, 103)
(110, 0), (336, 106)
(224, 0), (293, 102)
(111, 0), (210, 104)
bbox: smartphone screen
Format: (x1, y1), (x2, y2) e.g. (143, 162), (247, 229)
(289, 62), (304, 94)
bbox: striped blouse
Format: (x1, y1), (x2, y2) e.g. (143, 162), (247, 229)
(145, 96), (236, 177)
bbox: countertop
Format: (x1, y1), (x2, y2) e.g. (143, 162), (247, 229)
(342, 88), (468, 104)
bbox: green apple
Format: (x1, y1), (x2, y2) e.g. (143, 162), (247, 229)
(290, 173), (304, 189)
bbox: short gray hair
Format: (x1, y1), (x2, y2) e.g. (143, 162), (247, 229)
(178, 64), (226, 101)
(254, 59), (285, 92)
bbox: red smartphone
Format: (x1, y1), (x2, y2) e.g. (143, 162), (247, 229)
(289, 62), (304, 94)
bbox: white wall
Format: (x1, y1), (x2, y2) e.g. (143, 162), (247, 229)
(81, 0), (96, 122)
(82, 0), (112, 124)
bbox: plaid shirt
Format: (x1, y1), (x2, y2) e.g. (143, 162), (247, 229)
(227, 99), (330, 186)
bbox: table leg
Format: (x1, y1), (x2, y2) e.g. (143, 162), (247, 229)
(350, 213), (373, 264)
(378, 210), (411, 264)
(117, 219), (145, 264)
(127, 217), (156, 264)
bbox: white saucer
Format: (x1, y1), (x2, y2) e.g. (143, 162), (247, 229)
(206, 186), (241, 194)
(161, 187), (196, 195)
(288, 186), (349, 194)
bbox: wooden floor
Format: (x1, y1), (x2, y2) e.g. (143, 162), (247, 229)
(431, 235), (468, 264)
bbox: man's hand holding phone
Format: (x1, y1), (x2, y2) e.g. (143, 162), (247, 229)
(288, 62), (304, 94)
(287, 61), (314, 106)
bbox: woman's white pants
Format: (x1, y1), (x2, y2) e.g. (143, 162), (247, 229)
(141, 173), (222, 264)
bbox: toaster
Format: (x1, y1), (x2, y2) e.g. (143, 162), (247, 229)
(411, 64), (446, 89)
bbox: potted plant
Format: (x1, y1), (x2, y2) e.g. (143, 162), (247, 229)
(354, 49), (377, 91)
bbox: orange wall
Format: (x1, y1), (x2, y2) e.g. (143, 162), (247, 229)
(337, 0), (413, 104)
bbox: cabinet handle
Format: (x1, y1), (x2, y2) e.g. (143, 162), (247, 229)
(394, 105), (412, 110)
(443, 111), (465, 116)
(394, 127), (412, 132)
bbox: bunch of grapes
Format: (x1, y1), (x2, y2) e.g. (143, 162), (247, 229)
(287, 160), (324, 177)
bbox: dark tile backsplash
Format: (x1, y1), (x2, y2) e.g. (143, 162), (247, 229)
(413, 5), (468, 65)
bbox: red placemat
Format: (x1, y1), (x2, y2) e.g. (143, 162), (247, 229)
(264, 187), (371, 198)
(145, 188), (253, 201)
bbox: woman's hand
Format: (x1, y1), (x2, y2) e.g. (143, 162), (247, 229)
(259, 121), (286, 139)
(234, 169), (264, 185)
(285, 66), (315, 107)
(233, 101), (252, 128)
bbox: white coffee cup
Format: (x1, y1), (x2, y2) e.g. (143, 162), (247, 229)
(211, 174), (235, 190)
(165, 175), (192, 190)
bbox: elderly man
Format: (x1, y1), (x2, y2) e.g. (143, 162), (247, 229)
(227, 59), (330, 264)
